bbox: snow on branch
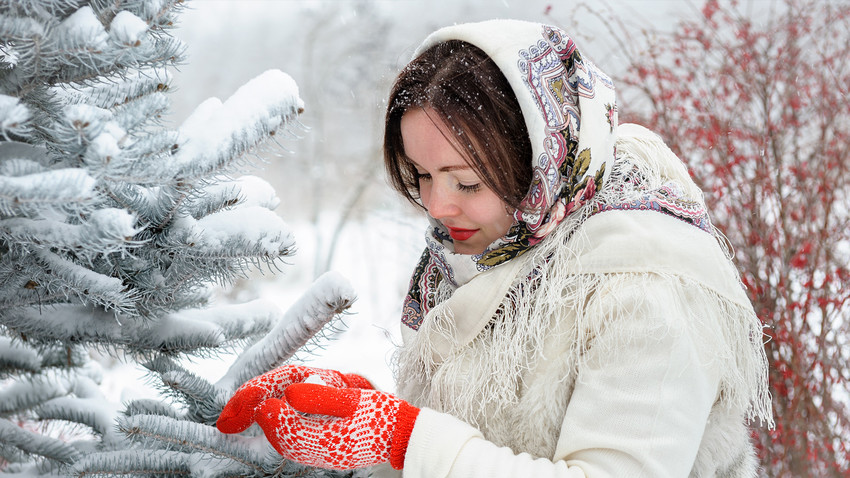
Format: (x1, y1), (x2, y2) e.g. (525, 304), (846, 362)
(54, 6), (108, 51)
(122, 398), (181, 420)
(70, 449), (194, 478)
(3, 5), (185, 92)
(132, 0), (186, 30)
(59, 68), (173, 111)
(143, 355), (219, 417)
(0, 341), (89, 379)
(184, 175), (280, 220)
(0, 13), (45, 40)
(0, 95), (32, 139)
(169, 206), (295, 260)
(116, 414), (271, 475)
(33, 249), (137, 314)
(217, 271), (357, 392)
(0, 418), (82, 465)
(36, 344), (89, 371)
(0, 305), (196, 353)
(171, 69), (304, 181)
(0, 300), (283, 356)
(0, 372), (70, 416)
(0, 336), (40, 376)
(157, 208), (296, 292)
(37, 396), (120, 444)
(0, 166), (97, 217)
(0, 208), (141, 255)
(169, 299), (279, 343)
(49, 103), (124, 159)
(109, 10), (149, 46)
(110, 90), (170, 132)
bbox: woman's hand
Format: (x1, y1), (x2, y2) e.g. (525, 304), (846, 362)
(216, 364), (372, 434)
(255, 383), (420, 470)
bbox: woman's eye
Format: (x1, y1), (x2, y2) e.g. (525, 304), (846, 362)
(416, 172), (432, 182)
(457, 183), (481, 193)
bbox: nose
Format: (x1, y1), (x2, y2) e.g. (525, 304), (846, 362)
(422, 181), (460, 220)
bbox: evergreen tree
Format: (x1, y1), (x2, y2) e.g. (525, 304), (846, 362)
(0, 1), (356, 476)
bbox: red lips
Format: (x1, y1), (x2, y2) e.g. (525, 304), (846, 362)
(447, 227), (478, 241)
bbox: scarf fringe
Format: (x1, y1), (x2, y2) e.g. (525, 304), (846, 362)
(614, 124), (705, 202)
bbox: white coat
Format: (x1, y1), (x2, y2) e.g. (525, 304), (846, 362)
(374, 127), (771, 478)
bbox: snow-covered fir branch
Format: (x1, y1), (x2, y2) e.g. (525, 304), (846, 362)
(0, 418), (82, 465)
(170, 69), (304, 182)
(0, 5), (185, 95)
(217, 272), (357, 393)
(117, 414), (271, 474)
(0, 1), (358, 477)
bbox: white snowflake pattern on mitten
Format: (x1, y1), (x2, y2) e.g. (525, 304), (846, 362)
(255, 384), (420, 470)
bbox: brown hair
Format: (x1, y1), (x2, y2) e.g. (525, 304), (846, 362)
(383, 40), (532, 210)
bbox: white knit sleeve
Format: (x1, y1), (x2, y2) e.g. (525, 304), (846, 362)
(402, 408), (586, 478)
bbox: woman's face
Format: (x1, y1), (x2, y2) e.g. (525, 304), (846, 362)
(400, 108), (514, 255)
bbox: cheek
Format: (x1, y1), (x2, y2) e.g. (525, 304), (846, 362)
(490, 208), (514, 237)
(467, 196), (510, 230)
(418, 182), (431, 205)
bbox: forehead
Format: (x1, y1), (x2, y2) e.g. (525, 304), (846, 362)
(400, 108), (473, 169)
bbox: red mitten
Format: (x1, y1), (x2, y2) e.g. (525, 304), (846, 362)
(254, 383), (420, 470)
(217, 365), (372, 434)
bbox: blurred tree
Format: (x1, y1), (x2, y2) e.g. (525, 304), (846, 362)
(0, 1), (356, 476)
(612, 0), (850, 475)
(295, 1), (394, 276)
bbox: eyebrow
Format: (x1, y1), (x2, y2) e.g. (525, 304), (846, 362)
(439, 165), (473, 172)
(406, 157), (472, 173)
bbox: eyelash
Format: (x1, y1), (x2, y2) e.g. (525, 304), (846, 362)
(416, 173), (481, 193)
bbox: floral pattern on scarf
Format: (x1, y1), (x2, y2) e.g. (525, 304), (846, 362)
(597, 182), (714, 234)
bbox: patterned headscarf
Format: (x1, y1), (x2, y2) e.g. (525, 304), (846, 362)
(401, 20), (618, 330)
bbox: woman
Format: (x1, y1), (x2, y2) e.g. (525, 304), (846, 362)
(217, 19), (772, 477)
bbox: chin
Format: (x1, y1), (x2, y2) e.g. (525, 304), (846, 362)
(455, 244), (484, 255)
